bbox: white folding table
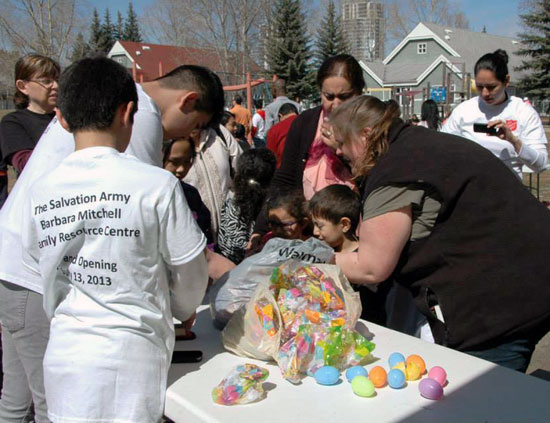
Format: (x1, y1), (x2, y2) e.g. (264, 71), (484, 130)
(166, 306), (550, 423)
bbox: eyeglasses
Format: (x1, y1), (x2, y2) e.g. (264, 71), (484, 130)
(268, 219), (298, 229)
(321, 91), (355, 102)
(27, 78), (58, 89)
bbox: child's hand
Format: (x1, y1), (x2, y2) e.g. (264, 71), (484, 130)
(246, 233), (263, 257)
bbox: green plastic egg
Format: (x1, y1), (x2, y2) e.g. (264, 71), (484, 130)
(351, 375), (375, 397)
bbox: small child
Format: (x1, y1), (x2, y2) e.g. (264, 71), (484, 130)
(310, 184), (393, 325)
(163, 137), (214, 244)
(266, 189), (312, 240)
(21, 57), (209, 423)
(308, 184), (360, 252)
(217, 148), (276, 264)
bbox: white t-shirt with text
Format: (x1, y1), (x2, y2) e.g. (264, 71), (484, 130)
(22, 147), (206, 422)
(0, 83), (163, 293)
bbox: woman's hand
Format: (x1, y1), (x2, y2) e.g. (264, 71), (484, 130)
(488, 119), (522, 153)
(320, 118), (339, 150)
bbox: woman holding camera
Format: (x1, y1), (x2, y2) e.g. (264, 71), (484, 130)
(442, 49), (548, 178)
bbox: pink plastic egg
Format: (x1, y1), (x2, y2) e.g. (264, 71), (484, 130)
(428, 366), (447, 387)
(419, 378), (443, 400)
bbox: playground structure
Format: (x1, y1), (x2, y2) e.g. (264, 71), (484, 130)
(367, 64), (474, 121)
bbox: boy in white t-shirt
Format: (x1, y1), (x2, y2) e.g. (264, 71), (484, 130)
(21, 57), (208, 423)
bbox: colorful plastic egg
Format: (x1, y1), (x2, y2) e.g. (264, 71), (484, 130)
(368, 366), (387, 388)
(405, 362), (421, 381)
(387, 368), (406, 389)
(388, 352), (406, 368)
(419, 378), (444, 400)
(406, 354), (426, 374)
(351, 375), (375, 397)
(314, 366), (340, 386)
(345, 366), (368, 383)
(428, 366), (447, 387)
(392, 362), (406, 372)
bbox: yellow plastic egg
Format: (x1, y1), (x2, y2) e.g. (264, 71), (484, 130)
(405, 362), (421, 381)
(392, 362), (406, 373)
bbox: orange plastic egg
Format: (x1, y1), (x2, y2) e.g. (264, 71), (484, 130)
(406, 354), (426, 374)
(368, 366), (387, 388)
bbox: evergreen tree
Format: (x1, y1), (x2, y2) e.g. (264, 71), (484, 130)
(89, 8), (102, 51)
(70, 32), (91, 63)
(124, 1), (142, 42)
(315, 0), (349, 65)
(115, 11), (124, 40)
(482, 25), (487, 33)
(266, 0), (314, 101)
(516, 0), (550, 99)
(99, 8), (115, 52)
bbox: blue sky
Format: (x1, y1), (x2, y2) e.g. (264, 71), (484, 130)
(88, 0), (522, 39)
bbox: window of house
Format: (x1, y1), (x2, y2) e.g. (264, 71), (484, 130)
(417, 43), (427, 54)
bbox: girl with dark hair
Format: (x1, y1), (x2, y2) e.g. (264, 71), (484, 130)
(217, 148), (277, 263)
(419, 99), (441, 130)
(330, 94), (550, 372)
(442, 49), (548, 177)
(0, 54), (60, 175)
(163, 137), (213, 244)
(252, 54), (365, 241)
(265, 189), (312, 241)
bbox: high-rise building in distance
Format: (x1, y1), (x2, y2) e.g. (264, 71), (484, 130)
(341, 1), (385, 61)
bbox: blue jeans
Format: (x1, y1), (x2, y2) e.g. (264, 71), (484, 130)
(464, 338), (535, 372)
(0, 281), (51, 423)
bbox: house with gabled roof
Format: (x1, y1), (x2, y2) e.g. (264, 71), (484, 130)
(360, 22), (526, 114)
(107, 40), (264, 86)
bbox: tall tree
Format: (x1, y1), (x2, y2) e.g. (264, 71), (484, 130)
(89, 8), (103, 51)
(70, 32), (90, 62)
(266, 0), (314, 100)
(515, 0), (550, 99)
(99, 8), (115, 51)
(315, 0), (349, 65)
(387, 0), (470, 47)
(124, 1), (143, 42)
(115, 11), (125, 40)
(142, 0), (269, 84)
(0, 0), (78, 61)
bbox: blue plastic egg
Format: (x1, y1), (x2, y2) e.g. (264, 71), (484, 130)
(314, 366), (340, 386)
(345, 366), (368, 383)
(388, 352), (406, 369)
(387, 368), (406, 389)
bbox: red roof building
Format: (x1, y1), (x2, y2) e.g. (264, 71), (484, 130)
(108, 40), (264, 85)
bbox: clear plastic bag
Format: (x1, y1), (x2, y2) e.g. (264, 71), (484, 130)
(222, 261), (375, 383)
(210, 237), (334, 328)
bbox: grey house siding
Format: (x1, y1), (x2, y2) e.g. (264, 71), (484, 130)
(363, 72), (383, 90)
(386, 40), (448, 65)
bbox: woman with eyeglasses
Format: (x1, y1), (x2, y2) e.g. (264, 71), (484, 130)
(0, 54), (60, 176)
(0, 53), (60, 423)
(252, 54), (365, 240)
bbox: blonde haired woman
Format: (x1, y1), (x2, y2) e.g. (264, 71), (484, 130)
(330, 95), (550, 372)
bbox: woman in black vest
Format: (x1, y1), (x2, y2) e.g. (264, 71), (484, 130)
(330, 95), (550, 372)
